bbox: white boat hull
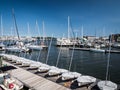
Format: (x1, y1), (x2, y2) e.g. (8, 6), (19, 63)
(6, 47), (22, 52)
(90, 48), (105, 53)
(27, 45), (48, 50)
(77, 75), (96, 86)
(97, 81), (117, 90)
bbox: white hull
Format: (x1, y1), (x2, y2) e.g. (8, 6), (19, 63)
(61, 72), (81, 80)
(6, 47), (23, 52)
(90, 48), (105, 53)
(97, 80), (117, 90)
(29, 62), (42, 69)
(112, 43), (120, 48)
(77, 75), (96, 86)
(38, 67), (50, 72)
(6, 44), (29, 52)
(48, 68), (68, 76)
(27, 45), (48, 50)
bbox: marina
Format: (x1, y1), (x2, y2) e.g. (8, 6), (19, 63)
(0, 0), (120, 89)
(0, 47), (120, 90)
(0, 37), (120, 90)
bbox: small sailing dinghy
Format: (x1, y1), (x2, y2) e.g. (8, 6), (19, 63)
(29, 62), (43, 69)
(48, 68), (68, 76)
(61, 72), (81, 81)
(37, 35), (53, 73)
(61, 35), (82, 81)
(37, 64), (50, 72)
(97, 81), (117, 90)
(76, 75), (96, 86)
(48, 35), (68, 76)
(97, 35), (117, 90)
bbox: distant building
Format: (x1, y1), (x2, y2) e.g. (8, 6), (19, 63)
(110, 34), (120, 43)
(84, 36), (97, 42)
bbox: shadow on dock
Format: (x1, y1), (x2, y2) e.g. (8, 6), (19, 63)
(0, 65), (16, 72)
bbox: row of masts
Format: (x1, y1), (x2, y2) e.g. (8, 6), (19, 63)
(0, 11), (46, 42)
(27, 21), (45, 42)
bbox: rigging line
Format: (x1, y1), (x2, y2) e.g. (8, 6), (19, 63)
(69, 19), (75, 39)
(12, 9), (20, 41)
(45, 34), (53, 64)
(1, 15), (3, 36)
(36, 20), (40, 38)
(37, 46), (42, 62)
(68, 36), (76, 71)
(56, 34), (64, 67)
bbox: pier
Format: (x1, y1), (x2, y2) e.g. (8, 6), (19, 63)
(69, 47), (120, 53)
(2, 60), (90, 90)
(2, 61), (70, 90)
(1, 54), (120, 90)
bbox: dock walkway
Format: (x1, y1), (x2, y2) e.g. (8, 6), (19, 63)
(3, 61), (70, 90)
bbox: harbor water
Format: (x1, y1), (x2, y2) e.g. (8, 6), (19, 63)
(2, 41), (120, 85)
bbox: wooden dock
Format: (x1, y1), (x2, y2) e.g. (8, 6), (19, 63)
(3, 61), (70, 90)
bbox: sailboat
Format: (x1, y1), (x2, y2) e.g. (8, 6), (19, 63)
(90, 29), (105, 53)
(61, 37), (81, 81)
(0, 15), (5, 51)
(56, 16), (76, 47)
(90, 44), (105, 53)
(37, 35), (53, 72)
(76, 75), (96, 87)
(6, 9), (29, 53)
(27, 21), (48, 51)
(97, 35), (117, 90)
(48, 35), (68, 76)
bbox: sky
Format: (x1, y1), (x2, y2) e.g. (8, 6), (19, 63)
(0, 0), (120, 37)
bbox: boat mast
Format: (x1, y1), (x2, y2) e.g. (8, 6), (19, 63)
(1, 15), (3, 37)
(56, 34), (64, 67)
(81, 26), (83, 38)
(105, 34), (112, 84)
(42, 21), (45, 42)
(27, 22), (30, 38)
(36, 20), (40, 38)
(45, 34), (53, 64)
(12, 9), (20, 41)
(68, 16), (70, 39)
(68, 37), (76, 71)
